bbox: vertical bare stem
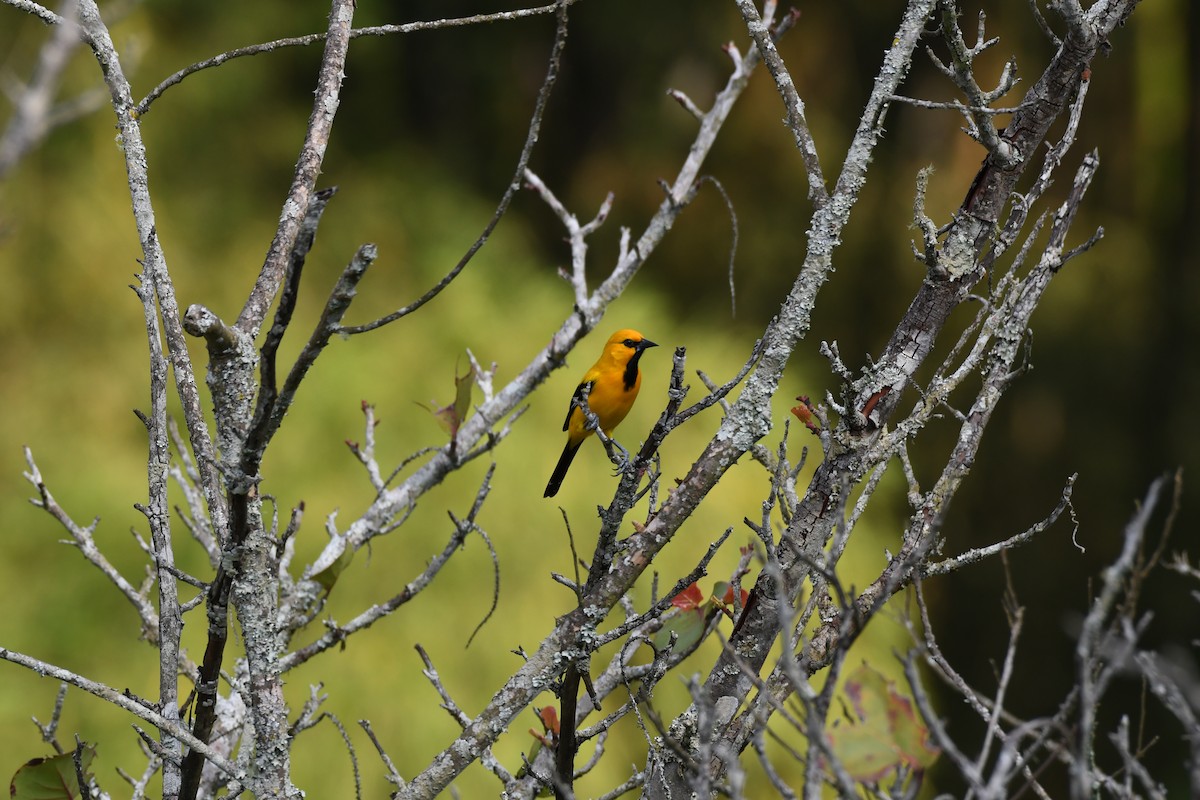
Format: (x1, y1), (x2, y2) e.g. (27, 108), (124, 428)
(135, 269), (183, 798)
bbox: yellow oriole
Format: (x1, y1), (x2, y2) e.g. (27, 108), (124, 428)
(543, 329), (658, 498)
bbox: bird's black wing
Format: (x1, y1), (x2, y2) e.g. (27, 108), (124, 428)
(562, 381), (594, 431)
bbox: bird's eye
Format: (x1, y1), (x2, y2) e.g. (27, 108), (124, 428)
(623, 338), (637, 347)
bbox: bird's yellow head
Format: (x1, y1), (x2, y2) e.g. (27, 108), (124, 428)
(603, 329), (656, 361)
(602, 329), (657, 389)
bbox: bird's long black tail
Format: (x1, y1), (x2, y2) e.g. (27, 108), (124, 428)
(544, 439), (582, 498)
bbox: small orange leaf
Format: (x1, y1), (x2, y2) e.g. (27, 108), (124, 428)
(536, 705), (560, 735)
(860, 387), (891, 419)
(719, 582), (747, 607)
(713, 581), (749, 619)
(790, 395), (821, 433)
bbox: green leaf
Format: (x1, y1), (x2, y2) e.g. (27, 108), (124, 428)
(826, 663), (939, 783)
(312, 544), (354, 593)
(9, 746), (95, 800)
(652, 606), (706, 653)
(524, 736), (543, 770)
(430, 365), (475, 438)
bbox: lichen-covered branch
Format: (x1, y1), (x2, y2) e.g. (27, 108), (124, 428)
(134, 264), (184, 797)
(0, 646), (246, 788)
(23, 448), (159, 637)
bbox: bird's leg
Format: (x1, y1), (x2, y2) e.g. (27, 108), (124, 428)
(595, 428), (631, 474)
(575, 385), (633, 474)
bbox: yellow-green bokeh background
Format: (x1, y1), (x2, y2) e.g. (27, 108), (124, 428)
(1, 0), (1196, 796)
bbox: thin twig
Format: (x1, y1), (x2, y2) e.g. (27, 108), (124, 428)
(340, 1), (571, 335)
(3, 0), (63, 25)
(23, 447), (159, 636)
(360, 719), (407, 793)
(280, 514), (473, 672)
(133, 3), (581, 115)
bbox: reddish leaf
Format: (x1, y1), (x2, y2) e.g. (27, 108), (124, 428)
(525, 705), (561, 763)
(715, 581), (749, 608)
(889, 687), (940, 772)
(670, 582), (704, 611)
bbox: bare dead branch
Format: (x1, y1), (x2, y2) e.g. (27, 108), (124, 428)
(77, 0), (232, 576)
(236, 0), (355, 336)
(252, 243), (376, 457)
(31, 682), (69, 751)
(0, 0), (102, 178)
(0, 645), (246, 786)
(923, 474), (1077, 577)
(252, 185), (337, 444)
(731, 0), (826, 204)
(2, 2), (1159, 797)
(640, 5), (942, 791)
(524, 168), (613, 310)
(2, 0), (62, 24)
(1073, 475), (1167, 797)
(929, 3), (1021, 165)
(134, 257), (184, 795)
(132, 3), (580, 116)
(416, 644), (472, 730)
(456, 465), (500, 648)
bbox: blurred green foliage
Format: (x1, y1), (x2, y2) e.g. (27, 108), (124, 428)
(0, 0), (1195, 796)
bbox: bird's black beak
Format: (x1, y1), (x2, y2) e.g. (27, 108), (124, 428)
(638, 338), (658, 351)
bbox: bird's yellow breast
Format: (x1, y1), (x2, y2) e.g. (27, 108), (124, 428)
(569, 366), (642, 439)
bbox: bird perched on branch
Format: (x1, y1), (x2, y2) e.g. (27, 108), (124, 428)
(543, 329), (658, 498)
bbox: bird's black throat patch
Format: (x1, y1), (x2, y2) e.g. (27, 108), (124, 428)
(623, 350), (644, 391)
